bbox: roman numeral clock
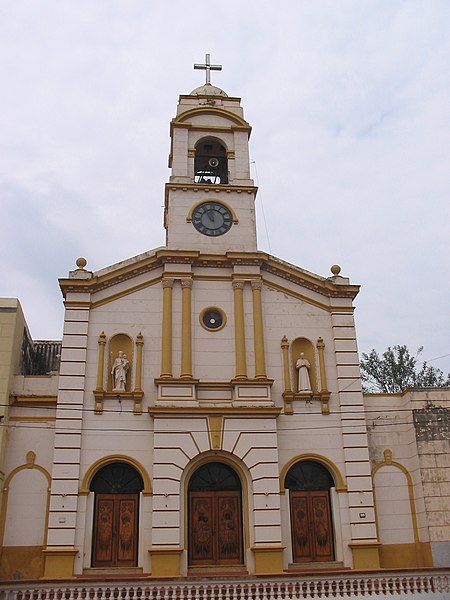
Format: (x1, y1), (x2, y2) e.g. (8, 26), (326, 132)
(192, 201), (233, 236)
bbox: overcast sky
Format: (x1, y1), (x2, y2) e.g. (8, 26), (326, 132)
(1, 1), (449, 373)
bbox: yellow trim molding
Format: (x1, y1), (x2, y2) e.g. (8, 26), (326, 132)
(79, 454), (152, 496)
(186, 199), (239, 224)
(251, 545), (285, 575)
(42, 547), (77, 580)
(348, 541), (381, 569)
(372, 449), (427, 567)
(0, 456), (51, 549)
(233, 280), (247, 380)
(149, 546), (183, 578)
(172, 106), (250, 128)
(279, 453), (347, 494)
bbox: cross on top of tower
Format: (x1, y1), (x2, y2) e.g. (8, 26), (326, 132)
(194, 53), (222, 85)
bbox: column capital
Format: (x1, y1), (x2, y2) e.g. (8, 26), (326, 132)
(180, 278), (193, 289)
(251, 281), (263, 291)
(136, 332), (144, 346)
(98, 331), (107, 345)
(316, 336), (325, 350)
(281, 335), (289, 349)
(232, 280), (245, 290)
(162, 278), (175, 289)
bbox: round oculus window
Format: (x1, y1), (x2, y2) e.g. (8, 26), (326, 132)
(201, 307), (226, 331)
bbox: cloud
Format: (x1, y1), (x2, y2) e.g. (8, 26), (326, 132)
(1, 1), (449, 371)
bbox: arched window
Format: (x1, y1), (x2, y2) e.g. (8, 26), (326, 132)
(285, 460), (334, 491)
(90, 462), (144, 494)
(194, 138), (228, 184)
(189, 461), (241, 491)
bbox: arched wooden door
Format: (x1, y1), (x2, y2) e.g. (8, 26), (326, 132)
(90, 462), (143, 567)
(188, 462), (243, 566)
(285, 461), (335, 563)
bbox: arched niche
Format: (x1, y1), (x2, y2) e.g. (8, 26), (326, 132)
(194, 136), (228, 184)
(291, 337), (318, 393)
(280, 453), (347, 494)
(107, 333), (133, 392)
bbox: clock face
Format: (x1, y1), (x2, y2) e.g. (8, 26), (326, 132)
(192, 202), (233, 236)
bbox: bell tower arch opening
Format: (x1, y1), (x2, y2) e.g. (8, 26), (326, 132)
(194, 137), (228, 184)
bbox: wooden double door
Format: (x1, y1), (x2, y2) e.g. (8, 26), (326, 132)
(290, 491), (334, 563)
(189, 490), (243, 566)
(92, 493), (139, 567)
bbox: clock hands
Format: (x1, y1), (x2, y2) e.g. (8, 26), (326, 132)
(207, 209), (215, 223)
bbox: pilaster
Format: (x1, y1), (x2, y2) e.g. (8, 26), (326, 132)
(233, 280), (247, 380)
(251, 280), (266, 380)
(160, 278), (174, 379)
(180, 278), (193, 379)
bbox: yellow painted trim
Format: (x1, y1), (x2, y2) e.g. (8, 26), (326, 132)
(42, 547), (77, 580)
(349, 542), (381, 569)
(251, 545), (285, 575)
(264, 280), (330, 312)
(181, 279), (193, 379)
(9, 416), (55, 422)
(149, 547), (183, 578)
(207, 416), (224, 450)
(182, 452), (251, 568)
(161, 278), (174, 379)
(79, 454), (152, 496)
(134, 332), (144, 392)
(0, 460), (51, 549)
(279, 453), (347, 494)
(186, 199), (239, 224)
(91, 275), (162, 309)
(233, 281), (247, 380)
(149, 406), (281, 416)
(372, 449), (424, 566)
(95, 331), (107, 391)
(10, 395), (57, 406)
(199, 305), (227, 332)
(172, 106), (250, 128)
(316, 337), (329, 393)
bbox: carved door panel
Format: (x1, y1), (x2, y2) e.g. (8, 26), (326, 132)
(290, 491), (333, 563)
(189, 491), (243, 566)
(189, 492), (215, 565)
(93, 496), (115, 565)
(216, 492), (242, 564)
(93, 494), (138, 567)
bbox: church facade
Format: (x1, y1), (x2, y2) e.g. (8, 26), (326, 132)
(0, 71), (449, 583)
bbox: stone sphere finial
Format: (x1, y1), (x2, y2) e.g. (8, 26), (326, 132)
(76, 257), (87, 270)
(330, 264), (341, 276)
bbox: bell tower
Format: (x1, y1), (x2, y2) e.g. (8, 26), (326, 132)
(164, 55), (258, 253)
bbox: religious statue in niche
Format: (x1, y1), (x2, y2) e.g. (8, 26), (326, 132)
(111, 350), (130, 392)
(296, 352), (312, 392)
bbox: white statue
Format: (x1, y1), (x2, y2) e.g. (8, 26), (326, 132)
(296, 352), (312, 392)
(111, 350), (129, 391)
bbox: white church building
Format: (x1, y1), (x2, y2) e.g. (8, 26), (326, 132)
(0, 59), (448, 595)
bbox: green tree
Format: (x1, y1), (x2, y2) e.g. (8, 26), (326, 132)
(360, 345), (450, 393)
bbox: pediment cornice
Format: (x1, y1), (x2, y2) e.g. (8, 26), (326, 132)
(59, 249), (359, 301)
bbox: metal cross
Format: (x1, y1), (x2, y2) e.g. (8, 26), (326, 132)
(194, 53), (222, 85)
